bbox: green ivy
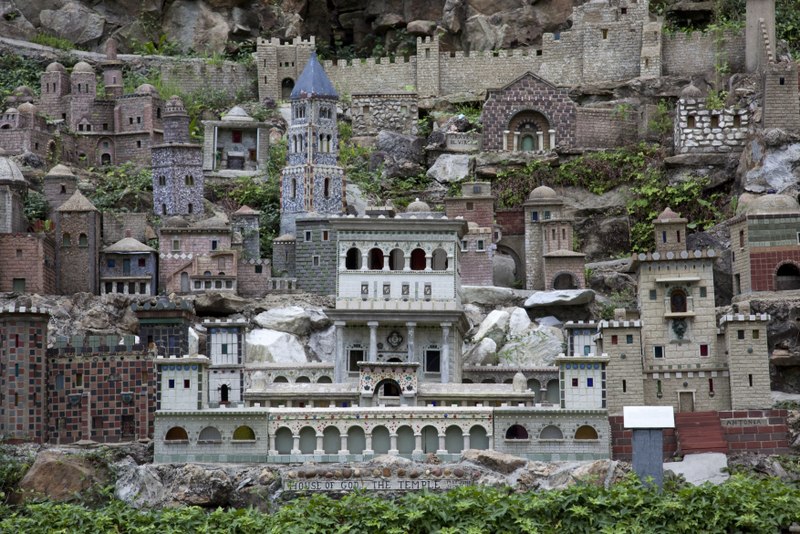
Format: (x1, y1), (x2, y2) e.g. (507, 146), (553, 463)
(0, 55), (45, 110)
(89, 162), (153, 213)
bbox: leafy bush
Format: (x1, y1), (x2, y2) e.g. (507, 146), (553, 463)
(23, 190), (49, 222)
(0, 446), (31, 503)
(89, 162), (152, 213)
(0, 55), (44, 110)
(30, 33), (76, 51)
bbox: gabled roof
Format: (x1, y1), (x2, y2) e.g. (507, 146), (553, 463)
(290, 52), (338, 100)
(233, 205), (260, 215)
(56, 190), (98, 212)
(103, 237), (156, 253)
(487, 71), (558, 96)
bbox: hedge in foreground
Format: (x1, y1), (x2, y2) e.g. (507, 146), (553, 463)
(0, 474), (798, 533)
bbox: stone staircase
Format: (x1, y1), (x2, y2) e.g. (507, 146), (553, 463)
(675, 411), (728, 455)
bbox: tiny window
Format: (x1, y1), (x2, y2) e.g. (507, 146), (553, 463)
(699, 287), (707, 298)
(601, 29), (608, 39)
(531, 211), (539, 222)
(611, 335), (618, 345)
(733, 115), (741, 127)
(221, 343), (228, 354)
(739, 229), (745, 248)
(752, 329), (760, 339)
(466, 201), (474, 211)
(305, 230), (312, 242)
(168, 379), (175, 389)
(76, 373), (83, 387)
(700, 344), (709, 357)
(622, 379), (627, 392)
(748, 374), (753, 387)
(138, 258), (146, 267)
(158, 176), (166, 186)
(107, 259), (116, 268)
(255, 265), (263, 274)
(710, 115), (719, 128)
(172, 239), (180, 252)
(232, 130), (243, 143)
(477, 240), (485, 251)
(571, 378), (578, 387)
(737, 329), (745, 340)
(78, 233), (88, 247)
(425, 350), (441, 373)
(460, 240), (468, 252)
(687, 116), (696, 128)
(709, 378), (715, 393)
(136, 140), (142, 148)
(211, 240), (218, 250)
(621, 7), (627, 14)
(322, 230), (329, 241)
(183, 379), (190, 389)
(780, 77), (785, 85)
(649, 289), (657, 300)
(626, 334), (633, 344)
(313, 256), (320, 267)
(662, 231), (667, 243)
(587, 377), (594, 387)
(543, 210), (551, 220)
(15, 249), (22, 258)
(185, 175), (194, 186)
(654, 345), (664, 358)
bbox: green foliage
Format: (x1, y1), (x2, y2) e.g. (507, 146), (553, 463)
(23, 191), (49, 223)
(130, 34), (183, 57)
(777, 0), (800, 57)
(30, 33), (76, 51)
(338, 121), (379, 196)
(0, 55), (44, 109)
(599, 288), (636, 319)
(1, 474), (800, 532)
(453, 103), (483, 131)
(89, 162), (152, 213)
(0, 446), (31, 503)
(648, 99), (673, 138)
(705, 89), (727, 111)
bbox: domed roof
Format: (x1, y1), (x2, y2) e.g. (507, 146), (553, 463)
(655, 207), (683, 221)
(680, 81), (703, 99)
(4, 107), (17, 114)
(135, 83), (158, 95)
(46, 62), (66, 72)
(164, 216), (189, 228)
(744, 194), (800, 216)
(528, 185), (557, 200)
(46, 164), (75, 177)
(0, 157), (25, 184)
(17, 102), (36, 113)
(13, 86), (33, 97)
(72, 61), (94, 74)
(406, 198), (431, 213)
(222, 105), (253, 122)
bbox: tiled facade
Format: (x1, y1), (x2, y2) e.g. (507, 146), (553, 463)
(55, 191), (101, 295)
(0, 233), (57, 294)
(201, 107), (270, 175)
(444, 182), (497, 286)
(350, 93), (418, 136)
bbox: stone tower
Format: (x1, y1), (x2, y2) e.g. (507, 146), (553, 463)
(101, 39), (124, 99)
(279, 52), (344, 236)
(232, 205), (261, 259)
(39, 62), (69, 119)
(523, 185), (574, 290)
(43, 164), (78, 213)
(151, 96), (204, 216)
(0, 157), (28, 233)
(746, 0), (775, 72)
(653, 207), (687, 254)
(0, 305), (50, 442)
(55, 190), (100, 295)
(68, 62), (96, 132)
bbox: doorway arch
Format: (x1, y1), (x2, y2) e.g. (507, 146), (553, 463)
(281, 78), (295, 100)
(776, 262), (800, 290)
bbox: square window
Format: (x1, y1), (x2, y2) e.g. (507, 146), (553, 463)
(477, 240), (485, 251)
(543, 211), (551, 220)
(313, 256), (320, 267)
(700, 287), (707, 298)
(172, 239), (180, 252)
(255, 265), (263, 274)
(322, 231), (329, 241)
(168, 379), (175, 389)
(425, 350), (441, 373)
(611, 335), (618, 345)
(232, 130), (243, 143)
(700, 344), (709, 357)
(221, 343), (228, 354)
(183, 379), (190, 388)
(466, 201), (474, 211)
(571, 378), (578, 387)
(138, 258), (146, 267)
(753, 329), (760, 339)
(348, 349), (364, 371)
(531, 211), (539, 222)
(460, 240), (468, 252)
(654, 346), (664, 358)
(649, 289), (657, 300)
(587, 377), (594, 387)
(583, 345), (591, 356)
(211, 240), (218, 250)
(626, 334), (633, 344)
(737, 330), (745, 340)
(107, 259), (116, 268)
(305, 231), (312, 242)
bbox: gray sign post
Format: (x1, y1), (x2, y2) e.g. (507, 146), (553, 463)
(623, 406), (675, 489)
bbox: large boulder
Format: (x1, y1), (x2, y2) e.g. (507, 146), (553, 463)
(375, 130), (424, 165)
(463, 337), (497, 365)
(253, 306), (329, 336)
(462, 285), (530, 308)
(497, 325), (564, 366)
(12, 450), (111, 504)
(493, 253), (518, 288)
(193, 292), (249, 315)
(524, 290), (595, 308)
(507, 307), (532, 337)
(472, 309), (510, 345)
(741, 134), (800, 193)
(426, 154), (474, 184)
(308, 325), (336, 362)
(39, 2), (106, 46)
(161, 0), (231, 54)
(245, 328), (307, 363)
(461, 449), (526, 474)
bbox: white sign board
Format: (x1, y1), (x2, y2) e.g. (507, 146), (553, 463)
(623, 406), (675, 429)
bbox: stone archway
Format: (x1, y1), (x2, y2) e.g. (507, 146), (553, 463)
(776, 262), (800, 290)
(553, 272), (577, 290)
(506, 110), (551, 151)
(281, 78), (295, 100)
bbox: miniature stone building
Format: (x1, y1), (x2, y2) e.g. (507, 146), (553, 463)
(100, 236), (158, 296)
(523, 185), (585, 291)
(152, 96), (204, 216)
(444, 182), (498, 286)
(43, 164), (78, 213)
(204, 319), (247, 407)
(730, 194), (800, 294)
(350, 93), (418, 136)
(231, 205), (260, 260)
(54, 190), (100, 295)
(674, 82), (749, 154)
(0, 156), (27, 235)
(201, 106), (270, 175)
(279, 52), (345, 236)
(0, 233), (57, 294)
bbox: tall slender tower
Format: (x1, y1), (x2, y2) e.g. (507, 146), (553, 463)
(279, 52), (344, 236)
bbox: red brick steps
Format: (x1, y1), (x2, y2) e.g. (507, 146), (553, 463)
(675, 411), (728, 454)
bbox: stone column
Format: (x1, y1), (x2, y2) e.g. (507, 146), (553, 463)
(437, 432), (446, 454)
(413, 433), (423, 455)
(315, 433), (324, 455)
(487, 434), (494, 450)
(548, 129), (555, 150)
(382, 252), (390, 271)
(291, 434), (301, 455)
(462, 432), (471, 451)
(268, 434), (277, 455)
(364, 433), (373, 456)
(425, 254), (432, 271)
(536, 131), (544, 152)
(406, 322), (416, 362)
(368, 321), (379, 362)
(339, 434), (348, 455)
(440, 323), (451, 383)
(513, 132), (520, 151)
(502, 130), (510, 151)
(389, 433), (398, 455)
(361, 250), (368, 270)
(334, 321), (347, 382)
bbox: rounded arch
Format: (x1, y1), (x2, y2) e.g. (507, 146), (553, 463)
(299, 426), (316, 454)
(410, 248), (426, 271)
(275, 426), (293, 454)
(505, 424), (529, 440)
(371, 425), (391, 454)
(575, 425), (599, 440)
(469, 425), (489, 450)
(273, 376), (289, 383)
(481, 378), (496, 384)
(165, 426), (188, 441)
(322, 426), (340, 454)
(389, 248), (405, 271)
(62, 232), (71, 247)
(462, 378), (473, 384)
(553, 272), (577, 290)
(345, 247), (362, 270)
(539, 425), (564, 440)
(198, 426), (222, 442)
(421, 425), (439, 453)
(375, 378), (401, 397)
(396, 425), (415, 456)
(317, 375), (332, 384)
(96, 137), (114, 166)
(669, 287), (688, 313)
(546, 379), (559, 404)
(431, 248), (448, 271)
(233, 425), (256, 441)
(776, 261), (800, 290)
(527, 378), (541, 403)
(445, 425), (464, 454)
(506, 109), (552, 151)
(495, 244), (524, 286)
(347, 426), (366, 454)
(295, 376), (311, 383)
(368, 247), (384, 270)
(281, 78), (295, 100)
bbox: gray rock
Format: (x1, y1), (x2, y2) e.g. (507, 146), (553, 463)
(743, 141), (800, 193)
(375, 130), (424, 165)
(253, 306), (329, 336)
(497, 325), (564, 366)
(39, 2), (105, 46)
(462, 285), (530, 307)
(194, 292), (249, 315)
(463, 303), (485, 329)
(534, 315), (563, 328)
(507, 307), (532, 337)
(492, 253), (518, 288)
(308, 325), (336, 362)
(524, 290), (595, 308)
(161, 0), (230, 54)
(463, 337), (497, 365)
(346, 183), (368, 216)
(406, 20), (437, 35)
(245, 328), (307, 364)
(473, 309), (510, 345)
(426, 154), (474, 183)
(461, 449), (526, 474)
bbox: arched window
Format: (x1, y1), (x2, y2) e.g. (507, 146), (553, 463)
(198, 426), (222, 442)
(389, 248), (405, 271)
(324, 177), (330, 198)
(431, 248), (448, 270)
(274, 376), (289, 383)
(291, 178), (297, 199)
(187, 203), (193, 214)
(62, 233), (71, 247)
(410, 248), (426, 271)
(539, 425), (564, 439)
(165, 427), (188, 441)
(295, 376), (311, 383)
(553, 273), (577, 290)
(368, 247), (384, 270)
(281, 78), (295, 100)
(575, 425), (599, 440)
(505, 424), (529, 440)
(78, 233), (88, 247)
(345, 248), (362, 270)
(776, 263), (800, 290)
(670, 288), (687, 313)
(158, 176), (166, 186)
(162, 204), (167, 215)
(232, 425), (256, 441)
(185, 175), (194, 186)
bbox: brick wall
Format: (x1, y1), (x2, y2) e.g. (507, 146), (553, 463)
(609, 415), (678, 460)
(237, 259), (272, 298)
(576, 108), (638, 148)
(0, 233), (56, 294)
(160, 59), (257, 100)
(496, 209), (524, 235)
(444, 197), (494, 227)
(56, 210), (100, 295)
(718, 409), (790, 454)
(749, 249), (800, 291)
(295, 220), (337, 295)
(662, 30), (745, 76)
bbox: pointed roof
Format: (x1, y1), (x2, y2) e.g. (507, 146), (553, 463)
(103, 236), (156, 253)
(291, 52), (338, 100)
(233, 205), (260, 216)
(56, 190), (98, 212)
(0, 157), (25, 184)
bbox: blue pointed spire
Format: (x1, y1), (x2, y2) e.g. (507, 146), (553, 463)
(290, 52), (338, 100)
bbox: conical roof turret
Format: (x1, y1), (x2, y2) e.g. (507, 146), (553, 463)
(290, 52), (338, 100)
